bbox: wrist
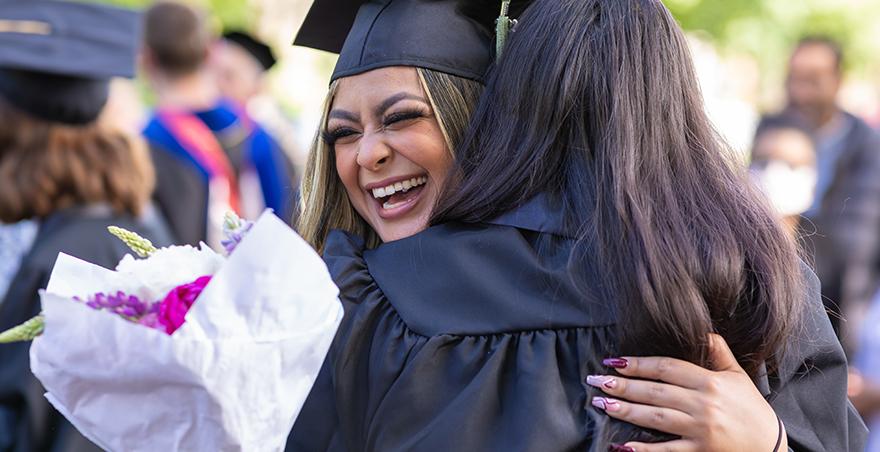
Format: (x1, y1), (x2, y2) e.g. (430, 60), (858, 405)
(774, 415), (788, 452)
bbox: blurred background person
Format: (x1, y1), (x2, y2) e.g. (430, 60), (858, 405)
(213, 30), (275, 110)
(141, 1), (297, 249)
(0, 221), (37, 308)
(749, 117), (818, 234)
(212, 30), (304, 196)
(759, 36), (880, 346)
(0, 1), (171, 450)
(849, 293), (880, 452)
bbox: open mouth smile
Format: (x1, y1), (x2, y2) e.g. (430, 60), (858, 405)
(366, 175), (428, 219)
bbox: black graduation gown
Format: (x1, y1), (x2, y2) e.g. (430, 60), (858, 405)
(287, 195), (867, 452)
(0, 205), (172, 452)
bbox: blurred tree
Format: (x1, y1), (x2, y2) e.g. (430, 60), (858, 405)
(667, 0), (880, 75)
(102, 0), (255, 32)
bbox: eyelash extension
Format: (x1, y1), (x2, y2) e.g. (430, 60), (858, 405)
(322, 108), (431, 144)
(321, 127), (357, 145)
(383, 108), (429, 127)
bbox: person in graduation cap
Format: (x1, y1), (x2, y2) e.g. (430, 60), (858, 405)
(141, 1), (298, 249)
(288, 0), (864, 451)
(212, 29), (305, 198)
(0, 1), (172, 451)
(214, 30), (278, 109)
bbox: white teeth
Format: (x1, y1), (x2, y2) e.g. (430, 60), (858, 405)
(371, 176), (428, 199)
(383, 200), (407, 209)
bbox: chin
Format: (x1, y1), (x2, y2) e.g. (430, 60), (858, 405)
(376, 221), (429, 243)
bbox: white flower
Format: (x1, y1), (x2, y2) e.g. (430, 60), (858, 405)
(115, 243), (224, 301)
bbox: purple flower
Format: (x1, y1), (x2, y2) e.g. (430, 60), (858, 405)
(156, 276), (212, 335)
(75, 290), (164, 332)
(221, 218), (254, 255)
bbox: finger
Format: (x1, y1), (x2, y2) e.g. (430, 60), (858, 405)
(605, 356), (709, 389)
(591, 396), (696, 437)
(707, 333), (744, 373)
(619, 439), (700, 452)
(586, 375), (699, 414)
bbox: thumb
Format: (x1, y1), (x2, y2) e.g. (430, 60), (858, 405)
(707, 333), (744, 373)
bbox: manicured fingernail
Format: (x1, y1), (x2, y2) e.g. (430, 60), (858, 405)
(603, 358), (629, 369)
(586, 375), (618, 389)
(609, 444), (636, 452)
(591, 397), (621, 412)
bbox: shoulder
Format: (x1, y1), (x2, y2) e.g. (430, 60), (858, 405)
(30, 213), (165, 272)
(325, 223), (614, 337)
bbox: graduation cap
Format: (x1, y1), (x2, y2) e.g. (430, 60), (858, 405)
(294, 0), (531, 82)
(222, 30), (277, 72)
(0, 0), (141, 125)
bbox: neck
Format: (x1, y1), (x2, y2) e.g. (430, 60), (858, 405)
(153, 70), (220, 111)
(813, 107), (839, 130)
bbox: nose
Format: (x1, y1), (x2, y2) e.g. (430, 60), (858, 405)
(356, 133), (392, 171)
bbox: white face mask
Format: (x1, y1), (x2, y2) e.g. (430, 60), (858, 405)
(749, 161), (818, 217)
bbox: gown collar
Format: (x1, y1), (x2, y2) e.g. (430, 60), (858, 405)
(483, 192), (574, 239)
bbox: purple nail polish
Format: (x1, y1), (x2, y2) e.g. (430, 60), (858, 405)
(603, 358), (629, 369)
(586, 375), (618, 389)
(609, 444), (636, 452)
(592, 397), (621, 412)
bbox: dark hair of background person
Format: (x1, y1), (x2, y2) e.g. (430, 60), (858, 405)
(434, 0), (804, 377)
(752, 114), (816, 149)
(0, 100), (154, 223)
(794, 35), (844, 73)
(143, 1), (210, 77)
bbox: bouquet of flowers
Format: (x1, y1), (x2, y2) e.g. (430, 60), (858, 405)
(0, 212), (343, 451)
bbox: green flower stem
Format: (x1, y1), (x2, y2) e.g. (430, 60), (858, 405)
(108, 226), (157, 258)
(0, 315), (44, 343)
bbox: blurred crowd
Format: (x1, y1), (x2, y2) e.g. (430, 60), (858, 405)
(746, 36), (880, 449)
(2, 0), (880, 449)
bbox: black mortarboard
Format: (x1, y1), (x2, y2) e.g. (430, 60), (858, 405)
(223, 30), (277, 72)
(0, 0), (141, 125)
(294, 0), (530, 82)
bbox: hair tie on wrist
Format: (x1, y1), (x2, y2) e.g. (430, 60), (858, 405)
(773, 414), (784, 452)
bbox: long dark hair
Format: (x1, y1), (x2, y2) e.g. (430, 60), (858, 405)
(433, 0), (803, 374)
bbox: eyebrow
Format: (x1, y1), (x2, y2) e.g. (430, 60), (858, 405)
(328, 109), (360, 122)
(374, 92), (429, 118)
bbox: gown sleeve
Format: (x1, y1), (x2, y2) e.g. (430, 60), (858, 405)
(0, 263), (49, 452)
(765, 263), (868, 451)
(286, 230), (371, 452)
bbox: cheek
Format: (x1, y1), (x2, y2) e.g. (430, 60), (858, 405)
(334, 148), (362, 202)
(395, 130), (453, 180)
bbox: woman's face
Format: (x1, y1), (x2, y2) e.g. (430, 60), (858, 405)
(328, 66), (452, 242)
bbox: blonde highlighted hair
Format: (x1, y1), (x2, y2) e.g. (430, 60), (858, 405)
(297, 68), (482, 252)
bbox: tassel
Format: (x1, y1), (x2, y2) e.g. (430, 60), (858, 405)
(495, 0), (514, 59)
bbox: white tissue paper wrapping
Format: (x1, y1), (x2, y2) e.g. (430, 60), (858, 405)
(29, 212), (343, 452)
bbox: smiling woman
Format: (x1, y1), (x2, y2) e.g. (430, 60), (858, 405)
(297, 66), (480, 250)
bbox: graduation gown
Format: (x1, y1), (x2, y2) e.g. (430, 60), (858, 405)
(144, 99), (298, 246)
(287, 195), (867, 452)
(0, 205), (171, 452)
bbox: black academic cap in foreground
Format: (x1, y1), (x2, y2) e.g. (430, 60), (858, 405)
(295, 0), (531, 82)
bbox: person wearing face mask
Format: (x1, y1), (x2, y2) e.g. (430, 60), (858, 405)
(288, 1), (864, 451)
(749, 118), (818, 234)
(760, 37), (880, 342)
